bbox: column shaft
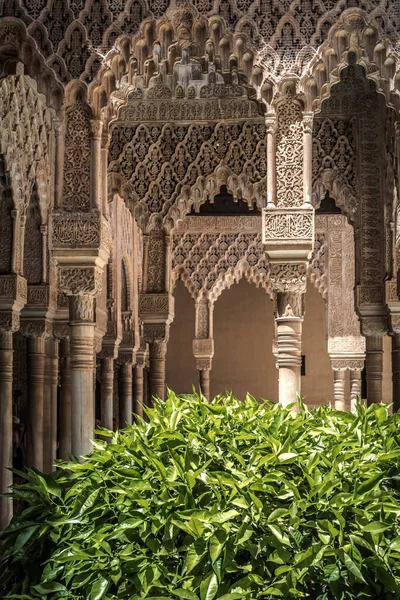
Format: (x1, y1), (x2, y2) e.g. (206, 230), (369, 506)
(133, 364), (144, 418)
(119, 363), (133, 428)
(26, 337), (45, 470)
(0, 330), (13, 530)
(59, 338), (71, 460)
(350, 370), (362, 412)
(266, 116), (276, 207)
(276, 317), (302, 406)
(366, 335), (383, 405)
(149, 342), (166, 402)
(101, 357), (114, 431)
(69, 296), (95, 457)
(199, 369), (210, 400)
(392, 334), (400, 411)
(333, 370), (346, 411)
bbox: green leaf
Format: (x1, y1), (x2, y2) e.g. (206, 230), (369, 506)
(210, 530), (226, 563)
(200, 573), (219, 600)
(186, 539), (207, 574)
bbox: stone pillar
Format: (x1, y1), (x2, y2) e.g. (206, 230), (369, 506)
(275, 291), (304, 406)
(265, 115), (276, 208)
(149, 340), (167, 401)
(0, 330), (13, 530)
(133, 350), (146, 418)
(302, 113), (314, 207)
(193, 298), (214, 401)
(26, 336), (45, 470)
(199, 368), (210, 400)
(54, 117), (65, 208)
(119, 361), (133, 427)
(365, 335), (383, 404)
(43, 338), (59, 473)
(333, 369), (346, 411)
(69, 295), (95, 457)
(59, 338), (71, 460)
(100, 357), (114, 431)
(392, 333), (400, 411)
(350, 370), (362, 411)
(90, 120), (103, 210)
(101, 133), (110, 216)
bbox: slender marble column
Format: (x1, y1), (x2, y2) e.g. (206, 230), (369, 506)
(333, 370), (346, 411)
(350, 369), (362, 412)
(49, 339), (59, 470)
(54, 117), (65, 208)
(101, 357), (114, 431)
(275, 292), (303, 406)
(90, 120), (103, 210)
(26, 337), (45, 470)
(69, 295), (95, 457)
(302, 113), (313, 207)
(0, 330), (13, 530)
(149, 341), (166, 402)
(199, 369), (210, 400)
(265, 115), (276, 207)
(43, 344), (52, 473)
(365, 335), (383, 405)
(392, 334), (400, 411)
(133, 363), (144, 418)
(59, 338), (71, 460)
(119, 362), (133, 427)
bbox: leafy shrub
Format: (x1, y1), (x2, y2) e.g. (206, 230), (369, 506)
(2, 393), (400, 599)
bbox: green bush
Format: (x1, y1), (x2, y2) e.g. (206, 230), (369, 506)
(2, 393), (400, 599)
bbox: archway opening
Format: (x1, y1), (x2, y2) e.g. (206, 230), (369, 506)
(166, 280), (197, 393)
(212, 278), (275, 401)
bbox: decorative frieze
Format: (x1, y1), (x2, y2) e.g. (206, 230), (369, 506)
(51, 211), (112, 254)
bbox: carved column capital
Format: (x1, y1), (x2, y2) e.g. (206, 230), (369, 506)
(330, 358), (365, 371)
(302, 112), (314, 135)
(20, 318), (53, 338)
(269, 262), (308, 294)
(69, 295), (94, 323)
(265, 113), (277, 133)
(0, 312), (20, 332)
(59, 267), (102, 296)
(360, 316), (389, 337)
(90, 119), (103, 139)
(275, 291), (304, 318)
(143, 322), (169, 345)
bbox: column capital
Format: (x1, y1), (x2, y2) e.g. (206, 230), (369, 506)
(90, 119), (103, 139)
(265, 113), (277, 132)
(302, 112), (314, 134)
(143, 322), (169, 345)
(275, 291), (304, 318)
(69, 294), (94, 323)
(360, 315), (389, 337)
(330, 358), (365, 371)
(270, 263), (308, 295)
(59, 267), (103, 296)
